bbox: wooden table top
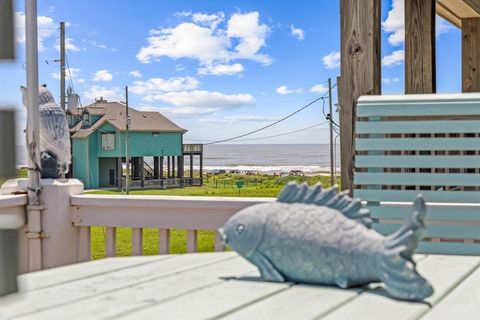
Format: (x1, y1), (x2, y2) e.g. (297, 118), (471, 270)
(0, 252), (479, 319)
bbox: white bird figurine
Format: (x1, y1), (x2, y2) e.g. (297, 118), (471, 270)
(20, 85), (71, 179)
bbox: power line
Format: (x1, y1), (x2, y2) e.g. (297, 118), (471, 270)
(204, 92), (331, 145)
(233, 121), (329, 142)
(184, 121), (329, 143)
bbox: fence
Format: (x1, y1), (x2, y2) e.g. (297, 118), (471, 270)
(71, 195), (273, 261)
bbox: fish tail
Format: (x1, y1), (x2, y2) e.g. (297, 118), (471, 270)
(378, 195), (433, 301)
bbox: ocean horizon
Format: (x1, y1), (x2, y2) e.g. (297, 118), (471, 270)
(16, 143), (340, 174)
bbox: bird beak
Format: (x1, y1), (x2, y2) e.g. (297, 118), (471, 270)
(218, 228), (228, 244)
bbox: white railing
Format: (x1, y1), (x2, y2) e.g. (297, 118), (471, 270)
(71, 195), (274, 261)
(0, 194), (27, 228)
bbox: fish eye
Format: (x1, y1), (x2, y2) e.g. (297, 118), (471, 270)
(235, 224), (245, 235)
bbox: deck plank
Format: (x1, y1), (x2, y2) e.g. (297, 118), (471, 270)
(321, 255), (480, 320)
(18, 256), (258, 320)
(18, 255), (170, 291)
(118, 278), (291, 320)
(0, 253), (237, 319)
(221, 284), (362, 320)
(421, 263), (480, 320)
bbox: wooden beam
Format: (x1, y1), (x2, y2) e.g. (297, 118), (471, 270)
(462, 18), (480, 92)
(339, 0), (381, 192)
(0, 0), (15, 60)
(405, 0), (436, 94)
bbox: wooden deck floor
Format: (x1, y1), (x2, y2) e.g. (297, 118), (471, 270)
(0, 252), (479, 319)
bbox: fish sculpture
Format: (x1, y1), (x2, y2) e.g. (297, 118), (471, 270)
(218, 182), (433, 301)
(20, 85), (71, 179)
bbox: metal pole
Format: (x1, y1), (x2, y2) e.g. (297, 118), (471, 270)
(25, 0), (43, 272)
(328, 78), (334, 186)
(125, 86), (130, 195)
(60, 21), (66, 111)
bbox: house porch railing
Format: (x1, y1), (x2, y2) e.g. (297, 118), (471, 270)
(70, 194), (273, 261)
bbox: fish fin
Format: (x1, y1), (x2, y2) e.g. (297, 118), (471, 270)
(334, 276), (349, 289)
(250, 251), (285, 282)
(379, 195), (434, 301)
(277, 182), (372, 228)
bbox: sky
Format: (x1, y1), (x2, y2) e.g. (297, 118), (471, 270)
(0, 0), (462, 146)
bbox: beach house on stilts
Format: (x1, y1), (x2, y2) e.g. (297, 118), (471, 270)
(67, 98), (203, 189)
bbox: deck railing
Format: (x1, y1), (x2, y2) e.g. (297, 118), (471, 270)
(70, 194), (273, 261)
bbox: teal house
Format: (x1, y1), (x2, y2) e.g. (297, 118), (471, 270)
(67, 98), (203, 189)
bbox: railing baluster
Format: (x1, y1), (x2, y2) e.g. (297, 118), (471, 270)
(78, 226), (91, 262)
(105, 227), (116, 257)
(214, 231), (225, 252)
(158, 228), (170, 254)
(186, 229), (198, 253)
(132, 227), (143, 256)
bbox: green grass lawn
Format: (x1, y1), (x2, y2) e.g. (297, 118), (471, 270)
(88, 174), (339, 259)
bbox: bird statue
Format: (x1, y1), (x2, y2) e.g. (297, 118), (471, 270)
(219, 182), (433, 301)
(20, 85), (71, 179)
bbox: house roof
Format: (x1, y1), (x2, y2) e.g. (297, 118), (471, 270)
(69, 99), (187, 139)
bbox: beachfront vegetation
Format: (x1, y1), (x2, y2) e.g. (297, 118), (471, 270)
(89, 173), (340, 259)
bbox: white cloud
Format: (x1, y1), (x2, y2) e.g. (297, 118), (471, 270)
(77, 79), (85, 84)
(55, 37), (80, 52)
(382, 50), (404, 66)
(92, 69), (113, 82)
(197, 63), (244, 76)
(276, 85), (302, 95)
(198, 115), (279, 124)
(83, 86), (122, 101)
(382, 77), (400, 85)
(383, 0), (454, 46)
(130, 77), (199, 97)
(322, 51), (340, 69)
(129, 70), (142, 78)
(174, 11), (192, 18)
(51, 67), (80, 80)
(290, 25), (304, 41)
(147, 90), (255, 115)
(175, 64), (186, 71)
(309, 84), (328, 94)
(137, 11), (271, 66)
(90, 40), (116, 51)
(192, 12), (225, 29)
(15, 12), (57, 51)
(227, 12), (271, 64)
(382, 0), (404, 46)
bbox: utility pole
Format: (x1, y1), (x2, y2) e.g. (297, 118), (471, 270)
(328, 78), (334, 186)
(60, 21), (66, 110)
(125, 86), (130, 195)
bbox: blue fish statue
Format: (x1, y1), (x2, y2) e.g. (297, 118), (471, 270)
(218, 182), (433, 301)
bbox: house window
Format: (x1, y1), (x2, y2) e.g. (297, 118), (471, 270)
(102, 133), (115, 151)
(152, 132), (160, 137)
(82, 112), (90, 124)
(66, 114), (73, 126)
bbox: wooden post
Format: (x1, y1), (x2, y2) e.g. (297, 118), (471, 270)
(0, 0), (14, 60)
(462, 18), (480, 92)
(0, 110), (17, 296)
(172, 156), (176, 179)
(160, 156), (164, 180)
(167, 156), (171, 178)
(339, 0), (381, 192)
(190, 154), (193, 178)
(405, 0), (436, 94)
(153, 156), (159, 179)
(199, 153), (203, 185)
(60, 22), (66, 111)
(178, 156), (184, 179)
(139, 157), (144, 188)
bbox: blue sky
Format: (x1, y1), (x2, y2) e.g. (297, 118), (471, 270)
(1, 0), (462, 145)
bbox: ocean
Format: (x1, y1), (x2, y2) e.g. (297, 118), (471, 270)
(16, 144), (340, 174)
